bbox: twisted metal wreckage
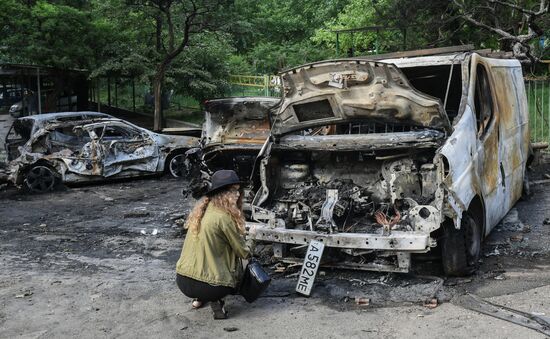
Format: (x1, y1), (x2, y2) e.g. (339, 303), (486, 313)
(199, 48), (530, 276)
(5, 112), (197, 192)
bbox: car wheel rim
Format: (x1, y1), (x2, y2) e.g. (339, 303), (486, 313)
(169, 154), (187, 177)
(26, 166), (56, 192)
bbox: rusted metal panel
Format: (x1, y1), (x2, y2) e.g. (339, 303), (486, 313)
(274, 60), (451, 136)
(275, 130), (444, 151)
(203, 97), (279, 148)
(248, 222), (433, 252)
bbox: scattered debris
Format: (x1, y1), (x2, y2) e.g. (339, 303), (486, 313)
(123, 212), (151, 218)
(170, 213), (186, 220)
(15, 291), (33, 298)
(454, 294), (550, 336)
(444, 277), (472, 286)
(510, 234), (524, 242)
(498, 209), (525, 232)
(484, 247), (501, 257)
(273, 263), (287, 273)
(423, 298), (438, 309)
(355, 297), (370, 306)
(531, 179), (550, 186)
(139, 229), (158, 236)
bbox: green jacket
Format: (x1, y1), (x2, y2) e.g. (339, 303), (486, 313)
(176, 204), (250, 288)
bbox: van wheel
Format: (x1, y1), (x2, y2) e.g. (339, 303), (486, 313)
(25, 164), (60, 193)
(441, 213), (481, 276)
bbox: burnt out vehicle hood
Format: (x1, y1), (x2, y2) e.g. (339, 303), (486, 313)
(203, 97), (281, 147)
(273, 60), (451, 135)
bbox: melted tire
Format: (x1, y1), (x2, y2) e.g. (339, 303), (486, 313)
(441, 213), (481, 276)
(166, 152), (188, 178)
(24, 164), (60, 193)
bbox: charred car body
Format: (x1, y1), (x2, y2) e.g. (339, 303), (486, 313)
(202, 97), (280, 179)
(5, 112), (198, 192)
(203, 50), (530, 276)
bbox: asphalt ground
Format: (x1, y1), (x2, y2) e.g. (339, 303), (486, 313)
(1, 160), (550, 338)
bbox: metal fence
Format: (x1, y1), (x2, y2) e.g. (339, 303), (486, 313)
(525, 79), (550, 144)
(228, 75), (282, 97)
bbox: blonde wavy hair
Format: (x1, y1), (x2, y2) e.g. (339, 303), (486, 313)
(184, 185), (245, 235)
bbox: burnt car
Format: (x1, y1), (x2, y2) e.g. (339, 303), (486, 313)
(5, 112), (198, 192)
(201, 97), (281, 178)
(183, 97), (279, 198)
(232, 50), (530, 276)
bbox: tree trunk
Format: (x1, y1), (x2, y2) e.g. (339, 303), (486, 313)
(153, 66), (165, 132)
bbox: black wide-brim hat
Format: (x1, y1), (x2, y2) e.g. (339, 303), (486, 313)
(206, 169), (241, 195)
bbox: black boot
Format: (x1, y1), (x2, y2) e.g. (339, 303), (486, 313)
(211, 299), (227, 319)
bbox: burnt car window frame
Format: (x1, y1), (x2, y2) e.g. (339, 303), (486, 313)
(92, 122), (145, 142)
(473, 63), (496, 139)
(48, 125), (91, 146)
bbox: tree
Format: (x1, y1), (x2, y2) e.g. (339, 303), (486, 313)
(453, 0), (549, 63)
(0, 1), (105, 69)
(232, 0), (348, 73)
(119, 0), (233, 131)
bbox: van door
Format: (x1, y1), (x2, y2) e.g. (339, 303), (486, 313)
(486, 62), (529, 223)
(469, 55), (504, 233)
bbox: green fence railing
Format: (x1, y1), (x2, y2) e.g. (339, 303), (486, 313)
(228, 75), (281, 97)
(526, 79), (550, 144)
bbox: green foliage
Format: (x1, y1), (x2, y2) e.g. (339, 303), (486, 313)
(232, 0), (347, 73)
(169, 33), (234, 102)
(1, 0), (549, 107)
(246, 41), (333, 74)
(312, 0), (383, 53)
(227, 55), (254, 75)
(0, 1), (104, 68)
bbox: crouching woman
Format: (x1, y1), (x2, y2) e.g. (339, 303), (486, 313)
(176, 170), (250, 319)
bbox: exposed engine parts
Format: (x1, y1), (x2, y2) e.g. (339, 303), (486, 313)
(254, 150), (442, 238)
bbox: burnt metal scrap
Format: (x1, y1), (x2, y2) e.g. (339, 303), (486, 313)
(5, 112), (198, 192)
(200, 49), (531, 275)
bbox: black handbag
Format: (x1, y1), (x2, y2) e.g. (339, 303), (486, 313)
(239, 258), (271, 303)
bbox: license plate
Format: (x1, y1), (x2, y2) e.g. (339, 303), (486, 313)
(295, 240), (325, 296)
